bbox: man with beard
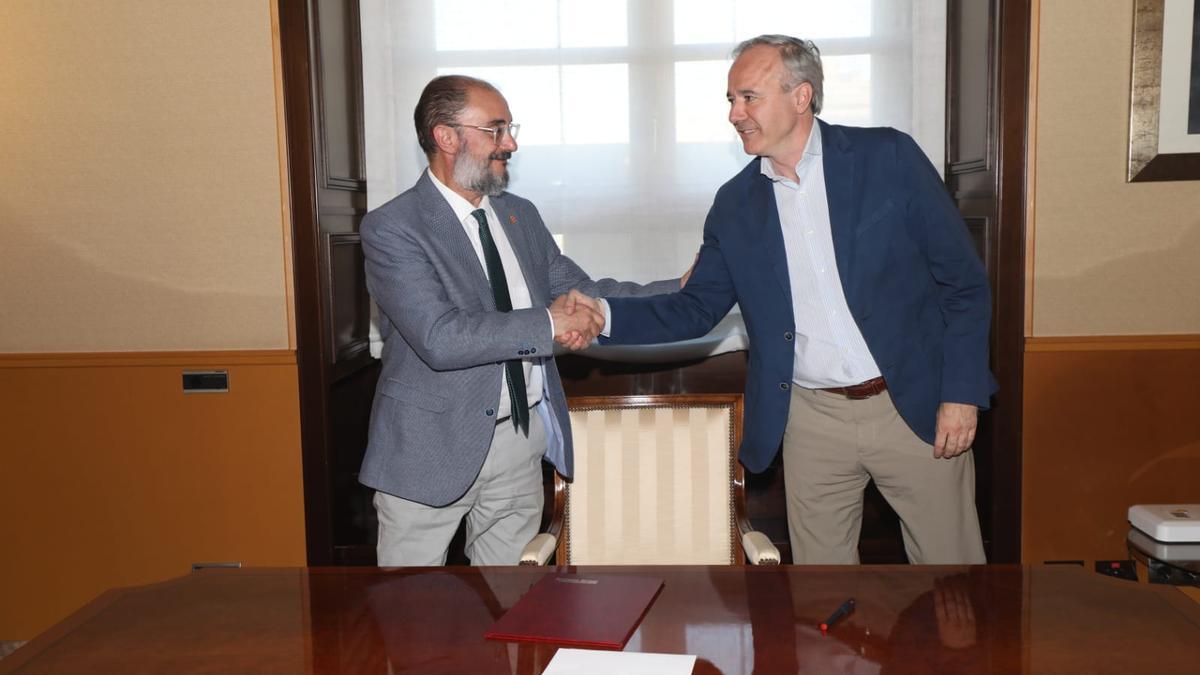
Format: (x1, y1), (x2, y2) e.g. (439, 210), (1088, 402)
(359, 75), (682, 566)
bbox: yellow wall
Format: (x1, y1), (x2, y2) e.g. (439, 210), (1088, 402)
(0, 1), (304, 639)
(0, 0), (290, 351)
(1031, 0), (1200, 337)
(1023, 0), (1200, 562)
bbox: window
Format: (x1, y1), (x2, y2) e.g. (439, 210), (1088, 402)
(362, 0), (945, 344)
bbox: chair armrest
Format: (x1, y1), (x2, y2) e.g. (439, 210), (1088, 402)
(519, 533), (557, 566)
(741, 531), (781, 565)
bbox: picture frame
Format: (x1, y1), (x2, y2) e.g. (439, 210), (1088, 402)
(1127, 0), (1200, 182)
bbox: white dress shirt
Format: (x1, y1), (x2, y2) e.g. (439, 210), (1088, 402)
(428, 170), (543, 417)
(764, 124), (882, 388)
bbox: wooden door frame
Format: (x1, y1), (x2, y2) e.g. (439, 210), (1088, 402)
(986, 0), (1031, 563)
(948, 0), (1031, 563)
(278, 0), (336, 565)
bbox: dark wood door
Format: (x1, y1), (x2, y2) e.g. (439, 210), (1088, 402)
(945, 0), (1030, 563)
(279, 0), (379, 565)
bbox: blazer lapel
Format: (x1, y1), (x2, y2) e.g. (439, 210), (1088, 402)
(415, 173), (495, 310)
(746, 168), (793, 304)
(491, 196), (545, 308)
(820, 121), (858, 302)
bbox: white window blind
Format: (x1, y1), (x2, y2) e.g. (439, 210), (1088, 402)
(361, 0), (946, 358)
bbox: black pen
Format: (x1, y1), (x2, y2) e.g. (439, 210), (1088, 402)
(819, 597), (856, 632)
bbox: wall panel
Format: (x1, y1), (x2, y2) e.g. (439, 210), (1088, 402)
(0, 352), (306, 639)
(1022, 337), (1200, 562)
(0, 1), (289, 352)
(1032, 0), (1200, 336)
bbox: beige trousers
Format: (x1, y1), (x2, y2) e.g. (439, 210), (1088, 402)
(374, 409), (547, 566)
(783, 387), (986, 564)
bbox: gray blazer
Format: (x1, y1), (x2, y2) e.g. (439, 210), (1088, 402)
(359, 172), (677, 507)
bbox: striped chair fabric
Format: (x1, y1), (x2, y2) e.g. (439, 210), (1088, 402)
(520, 393), (779, 566)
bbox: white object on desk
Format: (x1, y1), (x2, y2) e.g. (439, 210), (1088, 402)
(1129, 504), (1200, 542)
(1127, 527), (1200, 562)
(542, 648), (696, 675)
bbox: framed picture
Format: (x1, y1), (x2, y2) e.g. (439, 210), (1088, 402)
(1127, 0), (1200, 181)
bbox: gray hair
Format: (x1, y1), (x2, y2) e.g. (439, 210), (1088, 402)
(732, 35), (824, 115)
(413, 75), (499, 156)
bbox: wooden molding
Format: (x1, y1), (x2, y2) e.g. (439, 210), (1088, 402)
(945, 0), (998, 179)
(325, 232), (370, 366)
(312, 0), (367, 191)
(989, 0), (1033, 564)
(271, 0), (297, 351)
(1025, 334), (1200, 352)
(1025, 0), (1040, 338)
(0, 350), (297, 369)
(949, 158), (989, 175)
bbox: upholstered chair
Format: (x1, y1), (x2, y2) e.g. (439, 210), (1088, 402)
(520, 393), (780, 566)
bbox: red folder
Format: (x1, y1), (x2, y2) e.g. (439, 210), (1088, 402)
(485, 573), (664, 649)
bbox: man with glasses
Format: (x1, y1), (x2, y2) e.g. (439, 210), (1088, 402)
(359, 75), (682, 566)
(576, 35), (995, 565)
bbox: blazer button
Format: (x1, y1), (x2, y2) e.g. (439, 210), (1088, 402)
(530, 347), (537, 354)
(485, 408), (495, 417)
(784, 331), (794, 341)
(779, 382), (790, 391)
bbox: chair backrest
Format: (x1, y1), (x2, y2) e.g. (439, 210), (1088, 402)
(558, 393), (745, 565)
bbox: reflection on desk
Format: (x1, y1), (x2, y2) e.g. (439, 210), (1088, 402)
(5, 565), (1200, 674)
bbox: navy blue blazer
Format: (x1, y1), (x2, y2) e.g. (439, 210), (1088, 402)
(604, 120), (998, 473)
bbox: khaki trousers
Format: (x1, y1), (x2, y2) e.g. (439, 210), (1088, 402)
(374, 408), (547, 566)
(783, 387), (985, 564)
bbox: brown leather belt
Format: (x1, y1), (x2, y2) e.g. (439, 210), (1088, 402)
(818, 377), (887, 400)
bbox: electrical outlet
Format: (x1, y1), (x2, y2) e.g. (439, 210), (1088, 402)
(1094, 559), (1137, 581)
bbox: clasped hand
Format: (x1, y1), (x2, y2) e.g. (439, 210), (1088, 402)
(550, 290), (604, 351)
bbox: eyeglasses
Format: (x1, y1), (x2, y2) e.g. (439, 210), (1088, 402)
(452, 122), (521, 144)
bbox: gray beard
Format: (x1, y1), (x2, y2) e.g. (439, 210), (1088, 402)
(453, 149), (509, 197)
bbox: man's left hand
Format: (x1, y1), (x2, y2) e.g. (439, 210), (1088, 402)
(933, 402), (977, 459)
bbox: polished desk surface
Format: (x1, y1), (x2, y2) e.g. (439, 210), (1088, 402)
(5, 565), (1200, 674)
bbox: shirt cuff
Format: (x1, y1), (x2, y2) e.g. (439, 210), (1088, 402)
(599, 298), (612, 337)
(545, 308), (555, 340)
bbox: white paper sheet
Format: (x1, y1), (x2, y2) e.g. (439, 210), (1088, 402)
(542, 648), (696, 675)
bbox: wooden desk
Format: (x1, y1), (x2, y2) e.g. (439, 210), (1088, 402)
(4, 565), (1199, 674)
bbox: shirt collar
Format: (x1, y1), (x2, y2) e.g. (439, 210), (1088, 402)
(760, 121), (823, 184)
(427, 167), (491, 224)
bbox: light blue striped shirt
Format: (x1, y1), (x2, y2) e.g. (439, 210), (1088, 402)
(763, 125), (881, 388)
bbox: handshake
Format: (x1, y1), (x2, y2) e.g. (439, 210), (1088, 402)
(549, 290), (604, 351)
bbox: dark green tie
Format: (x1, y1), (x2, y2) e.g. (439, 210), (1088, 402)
(471, 209), (529, 436)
